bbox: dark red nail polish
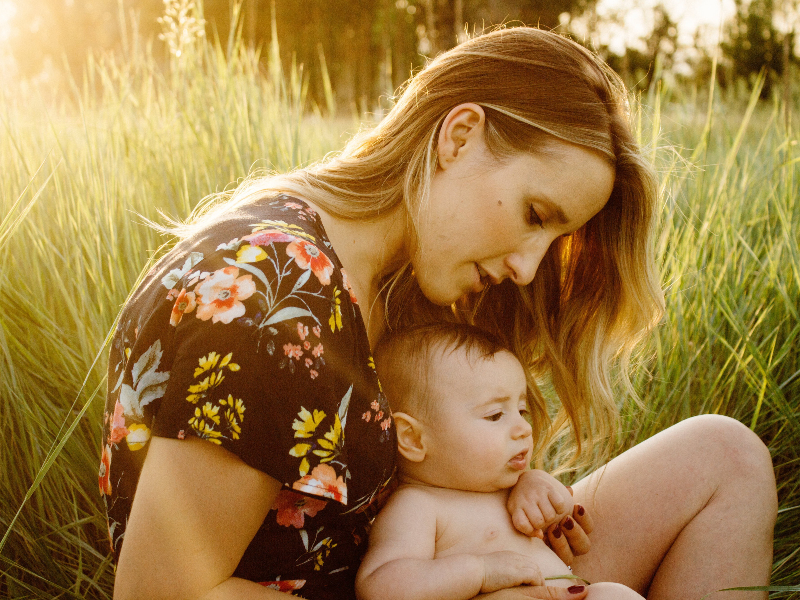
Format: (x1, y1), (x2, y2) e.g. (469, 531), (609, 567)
(553, 526), (562, 538)
(563, 516), (574, 530)
(568, 585), (585, 594)
(577, 505), (585, 516)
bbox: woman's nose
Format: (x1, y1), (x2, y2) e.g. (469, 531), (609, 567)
(504, 245), (545, 286)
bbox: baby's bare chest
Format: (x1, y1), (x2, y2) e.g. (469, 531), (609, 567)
(432, 491), (570, 577)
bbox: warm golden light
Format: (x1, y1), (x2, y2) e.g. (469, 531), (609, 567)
(0, 0), (15, 42)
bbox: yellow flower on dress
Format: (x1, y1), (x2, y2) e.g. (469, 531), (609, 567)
(235, 244), (267, 263)
(125, 423), (151, 451)
(329, 287), (343, 332)
(194, 352), (221, 377)
(221, 394), (245, 439)
(292, 407), (326, 438)
(314, 414), (343, 464)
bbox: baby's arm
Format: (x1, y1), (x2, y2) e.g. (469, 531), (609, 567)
(355, 487), (544, 600)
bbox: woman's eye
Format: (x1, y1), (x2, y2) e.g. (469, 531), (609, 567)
(527, 204), (544, 228)
(485, 412), (503, 422)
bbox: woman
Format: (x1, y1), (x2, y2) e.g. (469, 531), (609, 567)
(101, 27), (777, 600)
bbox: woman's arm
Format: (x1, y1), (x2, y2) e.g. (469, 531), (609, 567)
(113, 436), (287, 600)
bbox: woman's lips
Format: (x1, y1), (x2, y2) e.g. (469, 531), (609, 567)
(473, 263), (486, 293)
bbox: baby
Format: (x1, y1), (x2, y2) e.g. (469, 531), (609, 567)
(356, 323), (643, 600)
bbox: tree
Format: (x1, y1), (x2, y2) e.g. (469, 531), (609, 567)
(722, 0), (791, 97)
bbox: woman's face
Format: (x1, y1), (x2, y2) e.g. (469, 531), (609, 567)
(411, 131), (615, 306)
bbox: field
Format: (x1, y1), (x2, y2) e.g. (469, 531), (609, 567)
(0, 28), (798, 599)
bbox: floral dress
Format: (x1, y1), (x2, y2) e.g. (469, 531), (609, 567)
(100, 196), (396, 599)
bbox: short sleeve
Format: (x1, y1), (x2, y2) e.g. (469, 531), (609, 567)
(152, 218), (358, 505)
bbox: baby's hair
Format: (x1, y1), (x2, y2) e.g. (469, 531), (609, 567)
(374, 322), (519, 421)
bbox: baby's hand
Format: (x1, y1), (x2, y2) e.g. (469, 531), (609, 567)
(507, 470), (573, 537)
(480, 551), (544, 593)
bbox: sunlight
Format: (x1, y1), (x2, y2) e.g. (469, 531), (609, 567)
(0, 0), (16, 42)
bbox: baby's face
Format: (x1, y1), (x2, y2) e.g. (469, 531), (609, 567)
(421, 349), (533, 492)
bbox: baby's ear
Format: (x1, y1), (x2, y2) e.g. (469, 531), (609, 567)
(392, 412), (427, 462)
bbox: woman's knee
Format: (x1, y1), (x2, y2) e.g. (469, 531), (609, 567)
(678, 415), (776, 506)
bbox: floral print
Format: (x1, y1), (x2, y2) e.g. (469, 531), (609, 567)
(293, 464), (348, 504)
(195, 266), (256, 323)
(287, 239), (335, 286)
(169, 288), (196, 326)
(259, 579), (307, 594)
(274, 490), (328, 528)
(101, 196), (395, 600)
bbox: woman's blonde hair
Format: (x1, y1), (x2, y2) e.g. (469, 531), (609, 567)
(171, 27), (664, 472)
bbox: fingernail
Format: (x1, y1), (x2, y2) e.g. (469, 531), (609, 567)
(563, 516), (574, 530)
(553, 526), (562, 538)
(576, 505), (585, 516)
(568, 585), (585, 594)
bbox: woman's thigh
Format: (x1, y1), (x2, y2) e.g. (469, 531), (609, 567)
(570, 414), (777, 598)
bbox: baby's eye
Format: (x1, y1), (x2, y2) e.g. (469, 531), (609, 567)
(485, 412), (503, 422)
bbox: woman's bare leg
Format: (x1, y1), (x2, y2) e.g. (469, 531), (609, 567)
(570, 414), (777, 600)
(585, 582), (644, 599)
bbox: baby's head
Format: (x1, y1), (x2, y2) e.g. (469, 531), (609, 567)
(375, 323), (533, 492)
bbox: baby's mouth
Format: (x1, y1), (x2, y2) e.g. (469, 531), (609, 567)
(508, 450), (530, 470)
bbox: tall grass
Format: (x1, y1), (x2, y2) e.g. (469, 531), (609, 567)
(0, 19), (798, 600)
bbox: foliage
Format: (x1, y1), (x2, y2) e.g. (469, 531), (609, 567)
(722, 0), (792, 98)
(0, 16), (799, 600)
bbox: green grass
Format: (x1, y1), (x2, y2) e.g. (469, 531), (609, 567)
(0, 25), (798, 600)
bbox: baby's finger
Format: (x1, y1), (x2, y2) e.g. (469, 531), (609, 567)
(537, 498), (557, 525)
(573, 504), (594, 535)
(547, 488), (571, 516)
(511, 507), (536, 536)
(523, 504), (548, 532)
(560, 515), (590, 556)
(547, 524), (575, 566)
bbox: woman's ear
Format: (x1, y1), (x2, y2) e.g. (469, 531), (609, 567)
(437, 103), (486, 170)
(392, 412), (428, 462)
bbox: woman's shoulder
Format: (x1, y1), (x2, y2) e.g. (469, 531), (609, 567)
(127, 195), (342, 314)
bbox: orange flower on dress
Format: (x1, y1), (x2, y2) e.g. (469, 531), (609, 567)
(286, 240), (334, 286)
(341, 269), (358, 303)
(107, 400), (129, 445)
(292, 463), (348, 504)
(272, 490), (328, 528)
(99, 445), (112, 495)
(170, 288), (196, 326)
(258, 579), (306, 593)
(195, 266), (256, 324)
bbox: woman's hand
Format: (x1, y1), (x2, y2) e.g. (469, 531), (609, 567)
(472, 584), (588, 599)
(507, 470), (593, 565)
(543, 503), (594, 566)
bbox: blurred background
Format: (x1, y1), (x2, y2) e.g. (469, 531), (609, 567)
(0, 0), (796, 110)
(0, 1), (798, 599)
